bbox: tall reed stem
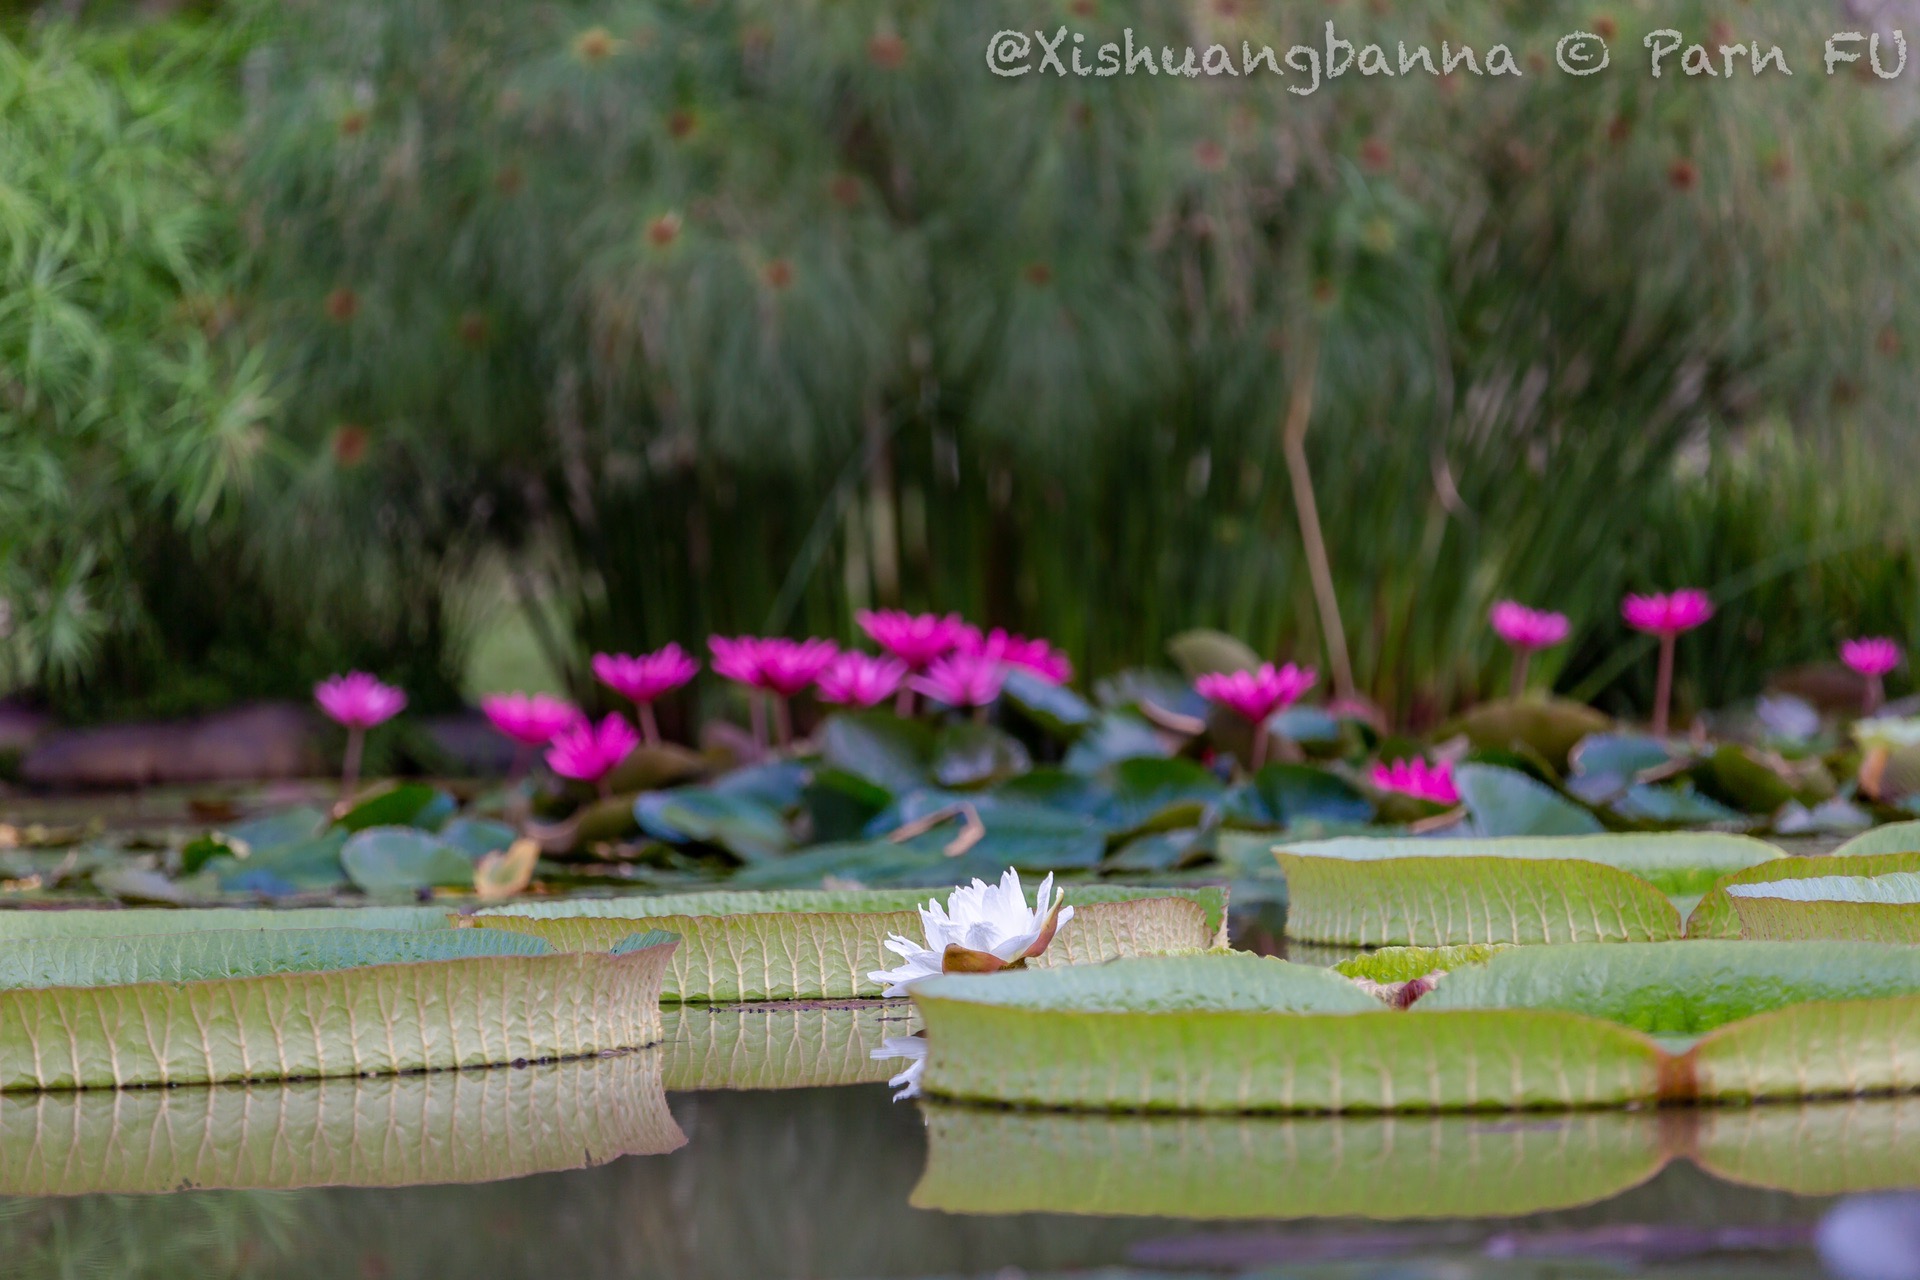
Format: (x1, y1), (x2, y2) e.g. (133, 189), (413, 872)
(1280, 333), (1356, 702)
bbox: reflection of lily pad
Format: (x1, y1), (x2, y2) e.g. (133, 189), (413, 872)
(659, 1002), (916, 1091)
(0, 1051), (684, 1195)
(913, 1106), (1674, 1219)
(469, 885), (1224, 1001)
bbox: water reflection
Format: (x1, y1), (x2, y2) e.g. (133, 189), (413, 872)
(0, 1050), (682, 1196)
(660, 1000), (917, 1091)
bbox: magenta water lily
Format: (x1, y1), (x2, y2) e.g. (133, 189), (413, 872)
(1842, 637), (1902, 714)
(544, 712), (640, 797)
(1489, 601), (1569, 698)
(1194, 662), (1317, 770)
(593, 645), (698, 744)
(957, 625), (1073, 686)
(1371, 757), (1461, 807)
(816, 652), (908, 708)
(911, 651), (1008, 716)
(1622, 589), (1714, 738)
(709, 635), (839, 746)
(314, 672), (405, 803)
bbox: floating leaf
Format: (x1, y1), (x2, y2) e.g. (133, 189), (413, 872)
(0, 1053), (685, 1195)
(179, 833), (247, 876)
(1833, 820), (1920, 858)
(603, 742), (708, 794)
(439, 818), (517, 859)
(709, 760), (811, 811)
(211, 830), (351, 896)
(1450, 699), (1612, 772)
(1000, 668), (1095, 740)
(1165, 629), (1261, 679)
(1686, 851), (1920, 938)
(1273, 851), (1682, 946)
(469, 886), (1223, 1001)
(0, 927), (677, 1090)
(1610, 783), (1747, 829)
(223, 807), (328, 851)
(1280, 833), (1781, 899)
(1062, 713), (1169, 773)
(931, 721), (1032, 789)
(1567, 734), (1678, 802)
(1729, 872), (1920, 943)
(335, 784), (451, 833)
(0, 906), (453, 940)
(1333, 945), (1507, 985)
(475, 838), (540, 901)
(1098, 757), (1223, 833)
(1223, 763), (1373, 829)
(1457, 764), (1603, 836)
(634, 789), (789, 861)
(819, 712), (933, 794)
(340, 826), (476, 893)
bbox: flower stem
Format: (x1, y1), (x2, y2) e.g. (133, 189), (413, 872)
(638, 702), (661, 747)
(1652, 633), (1677, 738)
(340, 726), (365, 806)
(773, 696), (794, 747)
(1867, 676), (1885, 716)
(1251, 723), (1270, 772)
(1510, 650), (1530, 701)
(972, 703), (988, 726)
(894, 686), (915, 717)
(748, 694), (768, 751)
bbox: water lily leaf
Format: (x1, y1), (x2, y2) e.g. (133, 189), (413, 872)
(223, 807), (328, 851)
(635, 789), (789, 862)
(340, 827), (475, 894)
(0, 905), (453, 940)
(994, 768), (1115, 821)
(1567, 734), (1678, 803)
(1727, 872), (1920, 942)
(1000, 669), (1095, 740)
(603, 742), (708, 794)
(1691, 991), (1920, 1103)
(1685, 851), (1920, 938)
(868, 791), (1108, 873)
(1832, 820), (1920, 858)
(931, 722), (1032, 789)
(1271, 705), (1344, 750)
(474, 838), (540, 901)
(912, 1106), (1673, 1220)
(1457, 764), (1603, 836)
(1273, 851), (1682, 946)
(1610, 783), (1748, 829)
(0, 927), (677, 1090)
(1165, 629), (1262, 679)
(91, 866), (217, 906)
(469, 886), (1222, 1002)
(708, 759), (811, 812)
(912, 953), (1665, 1112)
(801, 767), (893, 842)
(820, 711), (933, 794)
(1702, 744), (1803, 814)
(1223, 763), (1373, 829)
(0, 1053), (685, 1195)
(334, 783), (450, 833)
(1419, 940), (1920, 1034)
(1062, 713), (1169, 773)
(1449, 698), (1612, 773)
(1094, 668), (1208, 717)
(658, 1003), (914, 1091)
(1281, 832), (1782, 900)
(438, 817), (517, 859)
(179, 832), (246, 876)
(1105, 828), (1207, 872)
(214, 829), (351, 896)
(1098, 757), (1223, 833)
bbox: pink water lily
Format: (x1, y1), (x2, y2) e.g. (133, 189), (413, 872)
(957, 625), (1074, 685)
(593, 645), (698, 744)
(856, 610), (966, 668)
(315, 673), (406, 804)
(1371, 757), (1461, 807)
(1490, 601), (1570, 699)
(545, 713), (640, 797)
(1843, 637), (1903, 714)
(817, 652), (908, 708)
(911, 651), (1008, 714)
(481, 693), (581, 747)
(708, 636), (838, 746)
(1195, 662), (1317, 770)
(1622, 589), (1714, 738)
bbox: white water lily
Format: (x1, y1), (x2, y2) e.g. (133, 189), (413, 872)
(867, 868), (1074, 997)
(871, 1034), (928, 1100)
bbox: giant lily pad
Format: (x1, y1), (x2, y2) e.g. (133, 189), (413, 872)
(0, 1052), (684, 1195)
(1728, 872), (1920, 943)
(911, 944), (1920, 1112)
(0, 924), (677, 1090)
(1686, 851), (1920, 938)
(467, 885), (1225, 1002)
(1833, 820), (1920, 858)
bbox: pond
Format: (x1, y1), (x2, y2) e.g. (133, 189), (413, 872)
(0, 1003), (1904, 1280)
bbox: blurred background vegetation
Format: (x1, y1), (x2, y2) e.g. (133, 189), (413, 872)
(5, 0), (1920, 726)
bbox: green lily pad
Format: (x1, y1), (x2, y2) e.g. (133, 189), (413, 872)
(1000, 669), (1095, 740)
(635, 789), (790, 862)
(819, 711), (933, 794)
(931, 721), (1032, 789)
(334, 783), (452, 833)
(340, 827), (476, 894)
(1062, 713), (1169, 773)
(1833, 820), (1920, 858)
(1165, 629), (1261, 678)
(1458, 764), (1603, 836)
(438, 817), (517, 859)
(1223, 762), (1373, 829)
(1686, 850), (1920, 938)
(1728, 872), (1920, 942)
(1450, 698), (1612, 773)
(1098, 757), (1223, 833)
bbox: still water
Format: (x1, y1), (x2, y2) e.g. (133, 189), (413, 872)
(0, 1005), (1911, 1280)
